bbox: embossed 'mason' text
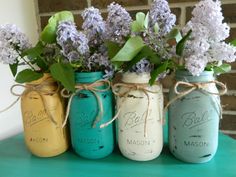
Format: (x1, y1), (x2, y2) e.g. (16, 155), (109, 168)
(29, 137), (48, 143)
(184, 141), (209, 147)
(78, 138), (100, 144)
(127, 139), (151, 146)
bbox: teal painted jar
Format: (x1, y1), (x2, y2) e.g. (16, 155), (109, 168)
(69, 72), (114, 159)
(168, 70), (222, 163)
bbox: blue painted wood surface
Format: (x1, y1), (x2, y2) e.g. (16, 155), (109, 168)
(0, 131), (236, 177)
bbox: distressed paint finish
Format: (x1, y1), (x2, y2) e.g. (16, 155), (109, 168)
(21, 74), (69, 157)
(69, 72), (114, 159)
(168, 71), (221, 163)
(1, 133), (236, 177)
(37, 0), (236, 138)
(116, 72), (163, 161)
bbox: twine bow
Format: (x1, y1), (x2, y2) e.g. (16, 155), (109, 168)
(100, 82), (161, 137)
(0, 78), (59, 125)
(61, 79), (111, 128)
(164, 80), (227, 119)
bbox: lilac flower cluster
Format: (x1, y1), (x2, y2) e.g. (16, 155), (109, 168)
(129, 59), (152, 74)
(149, 0), (176, 37)
(0, 24), (31, 64)
(82, 7), (106, 47)
(106, 2), (132, 44)
(84, 46), (109, 70)
(182, 0), (236, 76)
(56, 10), (114, 78)
(143, 0), (176, 69)
(85, 47), (114, 78)
(81, 7), (115, 77)
(56, 21), (89, 62)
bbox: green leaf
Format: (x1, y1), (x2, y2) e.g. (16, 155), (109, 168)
(136, 12), (145, 26)
(111, 36), (145, 62)
(48, 11), (74, 24)
(213, 63), (231, 75)
(9, 61), (18, 77)
(22, 41), (44, 58)
(154, 23), (159, 34)
(50, 63), (75, 92)
(34, 58), (48, 71)
(142, 46), (161, 64)
(15, 69), (43, 83)
(176, 30), (192, 56)
(40, 21), (58, 43)
(230, 39), (236, 46)
(131, 21), (143, 32)
(205, 63), (214, 71)
(131, 12), (148, 32)
(40, 11), (74, 43)
(105, 41), (121, 59)
(22, 41), (48, 71)
(112, 61), (124, 71)
(123, 52), (145, 72)
(123, 46), (160, 72)
(149, 61), (169, 85)
(144, 12), (149, 29)
(166, 28), (182, 44)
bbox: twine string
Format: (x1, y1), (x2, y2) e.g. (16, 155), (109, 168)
(100, 82), (161, 137)
(61, 79), (111, 128)
(0, 79), (59, 125)
(164, 80), (227, 120)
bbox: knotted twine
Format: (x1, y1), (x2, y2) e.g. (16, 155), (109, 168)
(100, 82), (162, 137)
(0, 78), (59, 125)
(163, 80), (227, 120)
(60, 79), (111, 128)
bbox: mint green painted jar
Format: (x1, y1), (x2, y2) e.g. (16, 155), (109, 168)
(168, 71), (221, 163)
(69, 72), (114, 159)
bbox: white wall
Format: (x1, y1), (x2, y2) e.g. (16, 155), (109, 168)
(0, 0), (39, 140)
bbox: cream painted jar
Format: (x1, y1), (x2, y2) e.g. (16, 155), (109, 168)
(115, 72), (163, 161)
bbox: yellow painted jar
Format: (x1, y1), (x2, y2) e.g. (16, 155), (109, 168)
(20, 74), (69, 157)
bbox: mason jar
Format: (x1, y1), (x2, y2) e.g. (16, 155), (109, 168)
(168, 70), (221, 163)
(69, 72), (114, 159)
(21, 74), (69, 157)
(116, 72), (163, 161)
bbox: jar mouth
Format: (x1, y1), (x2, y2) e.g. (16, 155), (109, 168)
(176, 70), (214, 77)
(75, 71), (104, 78)
(175, 70), (215, 82)
(75, 71), (104, 83)
(122, 72), (151, 84)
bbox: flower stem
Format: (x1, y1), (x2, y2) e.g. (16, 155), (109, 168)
(16, 50), (37, 71)
(21, 57), (37, 71)
(179, 57), (184, 66)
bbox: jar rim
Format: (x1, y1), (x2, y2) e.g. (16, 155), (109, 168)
(122, 72), (151, 84)
(75, 71), (104, 78)
(176, 70), (214, 77)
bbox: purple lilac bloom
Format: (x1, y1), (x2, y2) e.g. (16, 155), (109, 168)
(56, 21), (89, 62)
(82, 7), (106, 47)
(149, 0), (176, 36)
(129, 58), (152, 74)
(0, 24), (31, 64)
(106, 2), (132, 44)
